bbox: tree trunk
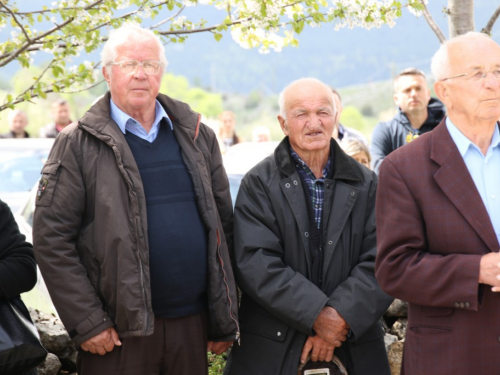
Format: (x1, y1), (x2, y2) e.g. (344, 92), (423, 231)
(448, 0), (475, 38)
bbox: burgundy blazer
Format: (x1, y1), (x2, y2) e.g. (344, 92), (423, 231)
(375, 120), (500, 375)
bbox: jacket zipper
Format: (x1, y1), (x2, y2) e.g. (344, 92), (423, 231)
(216, 228), (240, 345)
(134, 213), (150, 336)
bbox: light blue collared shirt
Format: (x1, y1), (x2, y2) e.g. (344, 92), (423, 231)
(446, 118), (500, 245)
(110, 99), (172, 143)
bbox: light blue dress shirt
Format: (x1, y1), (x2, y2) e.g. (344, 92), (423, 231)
(110, 99), (172, 143)
(446, 118), (500, 245)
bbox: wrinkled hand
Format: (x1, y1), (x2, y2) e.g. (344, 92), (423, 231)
(479, 253), (500, 291)
(81, 327), (122, 355)
(312, 306), (349, 347)
(300, 335), (335, 364)
(207, 341), (233, 355)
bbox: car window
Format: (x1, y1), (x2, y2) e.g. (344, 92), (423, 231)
(0, 152), (48, 192)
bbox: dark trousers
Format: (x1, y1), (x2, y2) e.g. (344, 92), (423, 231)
(77, 312), (208, 375)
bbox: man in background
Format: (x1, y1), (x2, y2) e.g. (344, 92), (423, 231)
(1, 110), (30, 138)
(39, 99), (72, 138)
(370, 68), (446, 173)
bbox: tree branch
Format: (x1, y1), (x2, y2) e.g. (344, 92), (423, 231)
(0, 2), (32, 43)
(417, 0), (447, 43)
(0, 15), (74, 68)
(61, 78), (105, 94)
(15, 58), (55, 101)
(151, 6), (185, 29)
(481, 5), (500, 35)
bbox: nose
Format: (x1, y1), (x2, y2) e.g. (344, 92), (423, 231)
(483, 71), (500, 89)
(132, 65), (147, 79)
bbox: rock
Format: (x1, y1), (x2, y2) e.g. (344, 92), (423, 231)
(37, 353), (62, 375)
(29, 308), (73, 353)
(384, 333), (398, 351)
(390, 318), (407, 341)
(385, 299), (408, 318)
(387, 340), (404, 375)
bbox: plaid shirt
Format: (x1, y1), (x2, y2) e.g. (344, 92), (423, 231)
(290, 148), (332, 229)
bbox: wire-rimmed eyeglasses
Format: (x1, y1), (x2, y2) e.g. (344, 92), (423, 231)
(108, 60), (162, 76)
(441, 69), (500, 82)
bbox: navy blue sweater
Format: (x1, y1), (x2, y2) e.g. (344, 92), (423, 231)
(125, 122), (208, 318)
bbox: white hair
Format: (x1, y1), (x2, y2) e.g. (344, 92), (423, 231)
(278, 77), (336, 120)
(101, 22), (168, 74)
(7, 109), (27, 123)
(431, 32), (493, 81)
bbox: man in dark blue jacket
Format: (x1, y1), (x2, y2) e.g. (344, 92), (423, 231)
(370, 68), (446, 174)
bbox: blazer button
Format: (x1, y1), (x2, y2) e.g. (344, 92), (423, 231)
(293, 180), (298, 185)
(285, 183), (290, 188)
(454, 302), (460, 308)
(459, 302), (465, 308)
(305, 232), (309, 237)
(465, 302), (470, 308)
(277, 332), (281, 337)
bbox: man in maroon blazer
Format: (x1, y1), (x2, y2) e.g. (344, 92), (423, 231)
(375, 32), (500, 375)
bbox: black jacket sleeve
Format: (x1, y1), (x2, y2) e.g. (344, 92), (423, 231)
(0, 199), (37, 299)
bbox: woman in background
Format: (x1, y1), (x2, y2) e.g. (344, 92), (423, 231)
(341, 139), (372, 169)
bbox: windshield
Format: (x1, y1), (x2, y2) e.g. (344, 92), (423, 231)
(0, 151), (47, 192)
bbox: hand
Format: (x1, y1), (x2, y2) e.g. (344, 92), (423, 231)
(207, 341), (233, 355)
(80, 327), (122, 355)
(312, 306), (349, 347)
(300, 335), (335, 364)
(479, 253), (500, 290)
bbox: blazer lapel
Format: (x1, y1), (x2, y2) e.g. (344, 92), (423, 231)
(431, 121), (499, 253)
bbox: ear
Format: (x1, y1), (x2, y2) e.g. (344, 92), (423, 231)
(393, 92), (400, 106)
(278, 115), (289, 136)
(434, 81), (451, 109)
(102, 66), (111, 84)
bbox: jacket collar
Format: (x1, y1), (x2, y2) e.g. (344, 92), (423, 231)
(275, 137), (362, 182)
(79, 91), (200, 140)
(395, 97), (446, 128)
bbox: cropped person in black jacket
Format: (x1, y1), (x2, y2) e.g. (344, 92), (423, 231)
(0, 199), (38, 375)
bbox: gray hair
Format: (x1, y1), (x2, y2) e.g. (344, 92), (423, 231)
(278, 77), (336, 120)
(341, 139), (371, 162)
(431, 32), (492, 81)
(7, 109), (27, 123)
(101, 22), (168, 74)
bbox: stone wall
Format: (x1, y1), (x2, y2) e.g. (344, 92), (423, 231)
(31, 300), (408, 375)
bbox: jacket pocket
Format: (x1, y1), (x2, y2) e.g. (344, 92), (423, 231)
(239, 300), (289, 342)
(35, 160), (62, 207)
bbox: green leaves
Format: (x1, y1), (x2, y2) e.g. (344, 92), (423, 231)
(0, 0), (418, 111)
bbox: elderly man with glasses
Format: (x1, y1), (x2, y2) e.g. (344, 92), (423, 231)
(33, 23), (238, 375)
(376, 32), (500, 375)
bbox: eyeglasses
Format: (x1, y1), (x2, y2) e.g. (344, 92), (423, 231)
(441, 69), (500, 82)
(108, 60), (162, 75)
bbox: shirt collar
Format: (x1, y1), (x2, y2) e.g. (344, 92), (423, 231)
(290, 147), (331, 179)
(446, 117), (500, 157)
(110, 98), (172, 135)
